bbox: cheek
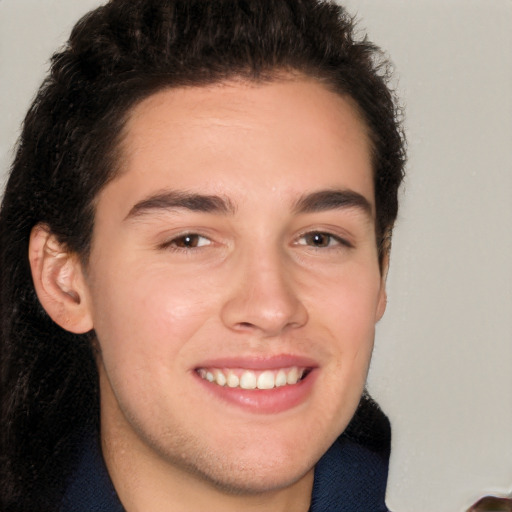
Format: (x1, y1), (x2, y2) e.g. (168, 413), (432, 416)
(307, 264), (382, 337)
(305, 265), (381, 392)
(88, 263), (220, 368)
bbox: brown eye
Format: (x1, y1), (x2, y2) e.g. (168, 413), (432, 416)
(170, 234), (210, 249)
(304, 232), (331, 247)
(298, 232), (343, 248)
(295, 231), (352, 250)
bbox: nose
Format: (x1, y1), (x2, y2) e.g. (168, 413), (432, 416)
(220, 248), (308, 337)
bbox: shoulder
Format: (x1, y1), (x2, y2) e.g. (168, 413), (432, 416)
(60, 432), (124, 512)
(310, 393), (392, 512)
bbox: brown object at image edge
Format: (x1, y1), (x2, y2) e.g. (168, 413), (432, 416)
(467, 493), (512, 512)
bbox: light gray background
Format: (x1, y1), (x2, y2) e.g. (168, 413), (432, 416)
(1, 1), (511, 510)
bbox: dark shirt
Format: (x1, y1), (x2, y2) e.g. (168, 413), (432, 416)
(60, 429), (390, 512)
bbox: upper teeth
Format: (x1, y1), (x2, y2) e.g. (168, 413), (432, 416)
(198, 367), (305, 390)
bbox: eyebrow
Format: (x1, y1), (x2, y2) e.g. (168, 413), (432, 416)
(125, 190), (237, 219)
(293, 189), (373, 217)
(125, 188), (372, 220)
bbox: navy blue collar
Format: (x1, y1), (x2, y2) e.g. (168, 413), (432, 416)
(60, 432), (389, 512)
(60, 433), (123, 512)
(310, 436), (390, 511)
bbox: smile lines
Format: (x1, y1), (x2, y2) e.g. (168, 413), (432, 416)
(197, 367), (307, 390)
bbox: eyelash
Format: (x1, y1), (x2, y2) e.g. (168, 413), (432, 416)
(160, 233), (212, 251)
(160, 230), (352, 254)
(295, 231), (353, 250)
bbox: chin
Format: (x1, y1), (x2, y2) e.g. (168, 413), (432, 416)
(192, 458), (314, 496)
(192, 435), (323, 495)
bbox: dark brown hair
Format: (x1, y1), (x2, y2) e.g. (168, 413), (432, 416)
(0, 1), (405, 509)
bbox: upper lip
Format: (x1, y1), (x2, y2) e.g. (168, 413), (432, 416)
(194, 354), (318, 371)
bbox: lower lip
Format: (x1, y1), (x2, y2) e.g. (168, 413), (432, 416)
(194, 370), (317, 414)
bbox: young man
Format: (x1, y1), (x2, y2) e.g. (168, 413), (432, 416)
(0, 1), (405, 510)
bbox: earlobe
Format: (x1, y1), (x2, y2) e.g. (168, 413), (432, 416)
(376, 287), (387, 322)
(29, 224), (93, 334)
(376, 250), (390, 322)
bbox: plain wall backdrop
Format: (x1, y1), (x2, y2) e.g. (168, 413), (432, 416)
(1, 1), (511, 510)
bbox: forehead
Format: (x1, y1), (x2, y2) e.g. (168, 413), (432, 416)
(102, 78), (375, 215)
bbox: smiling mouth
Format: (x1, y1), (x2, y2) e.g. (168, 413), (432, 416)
(196, 367), (310, 390)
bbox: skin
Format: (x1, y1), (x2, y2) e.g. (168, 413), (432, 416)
(31, 77), (387, 511)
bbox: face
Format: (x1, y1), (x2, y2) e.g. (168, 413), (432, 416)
(82, 78), (386, 496)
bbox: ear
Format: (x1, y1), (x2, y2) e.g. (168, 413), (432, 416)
(375, 245), (390, 322)
(29, 224), (93, 334)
